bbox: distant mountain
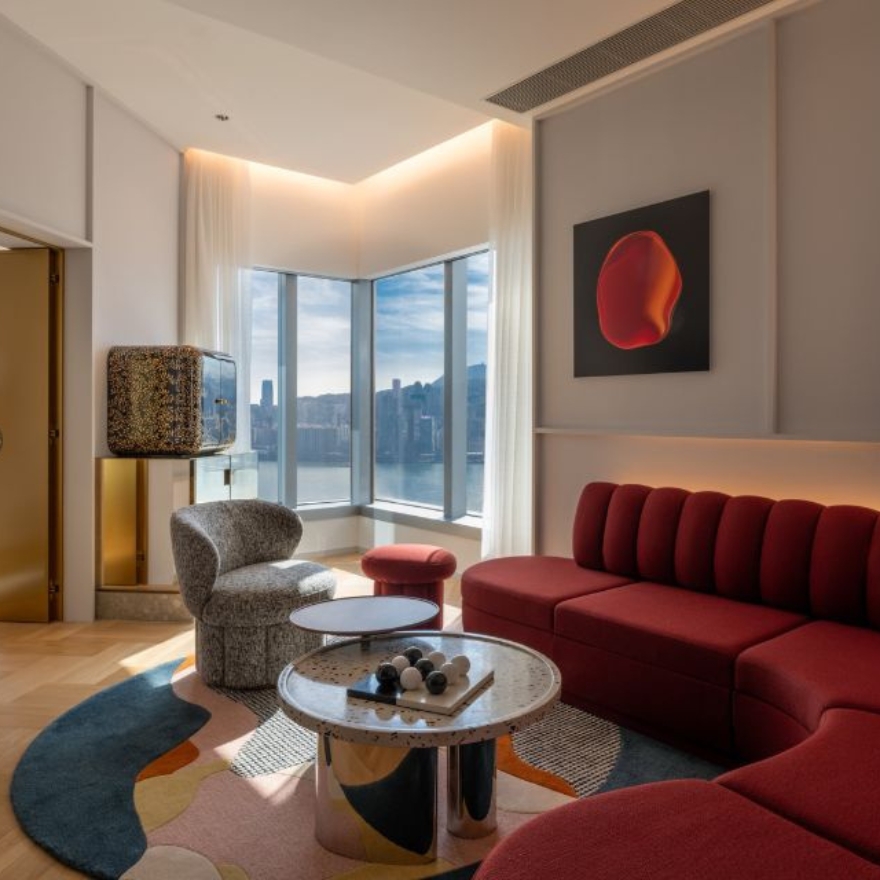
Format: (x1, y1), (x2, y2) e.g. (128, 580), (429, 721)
(428, 362), (487, 389)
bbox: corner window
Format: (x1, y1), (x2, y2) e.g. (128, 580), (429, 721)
(247, 250), (489, 520)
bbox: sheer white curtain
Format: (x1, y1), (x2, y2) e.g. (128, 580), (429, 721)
(183, 149), (253, 453)
(481, 121), (534, 558)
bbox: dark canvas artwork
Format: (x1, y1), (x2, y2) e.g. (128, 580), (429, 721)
(573, 190), (710, 377)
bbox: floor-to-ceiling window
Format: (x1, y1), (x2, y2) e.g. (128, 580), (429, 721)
(248, 250), (488, 519)
(373, 263), (445, 509)
(249, 271), (352, 506)
(296, 275), (351, 504)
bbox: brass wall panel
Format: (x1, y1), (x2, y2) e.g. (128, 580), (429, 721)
(98, 459), (141, 586)
(0, 250), (51, 621)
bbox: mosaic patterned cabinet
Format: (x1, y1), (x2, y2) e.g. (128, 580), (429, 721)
(107, 345), (236, 456)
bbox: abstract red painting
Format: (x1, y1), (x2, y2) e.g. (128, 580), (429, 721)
(574, 191), (709, 377)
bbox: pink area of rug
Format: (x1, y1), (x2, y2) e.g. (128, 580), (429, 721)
(131, 666), (566, 879)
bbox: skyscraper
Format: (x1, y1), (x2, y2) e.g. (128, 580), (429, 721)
(260, 379), (273, 409)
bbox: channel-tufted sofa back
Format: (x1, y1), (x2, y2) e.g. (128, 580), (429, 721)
(572, 482), (880, 627)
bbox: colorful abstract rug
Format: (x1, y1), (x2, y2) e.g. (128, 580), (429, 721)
(11, 658), (721, 880)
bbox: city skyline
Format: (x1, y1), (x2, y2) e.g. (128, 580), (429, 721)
(249, 252), (490, 401)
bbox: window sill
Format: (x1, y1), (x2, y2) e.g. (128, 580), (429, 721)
(294, 502), (359, 521)
(293, 500), (482, 539)
(360, 502), (481, 539)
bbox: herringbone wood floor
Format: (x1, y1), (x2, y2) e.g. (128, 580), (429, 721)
(0, 555), (462, 879)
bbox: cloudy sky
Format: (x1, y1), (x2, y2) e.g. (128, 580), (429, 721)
(249, 251), (490, 402)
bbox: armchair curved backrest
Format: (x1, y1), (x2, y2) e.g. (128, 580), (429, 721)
(170, 499), (304, 617)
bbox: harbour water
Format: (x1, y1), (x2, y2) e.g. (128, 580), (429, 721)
(257, 461), (484, 513)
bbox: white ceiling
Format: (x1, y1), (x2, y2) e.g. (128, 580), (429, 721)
(0, 0), (801, 183)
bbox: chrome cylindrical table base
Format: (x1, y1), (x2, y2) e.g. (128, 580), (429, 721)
(447, 739), (498, 838)
(315, 734), (438, 864)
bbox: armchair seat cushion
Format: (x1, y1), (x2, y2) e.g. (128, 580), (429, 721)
(736, 621), (880, 730)
(555, 583), (806, 688)
(203, 560), (337, 626)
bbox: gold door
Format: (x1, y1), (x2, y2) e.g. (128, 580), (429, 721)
(0, 248), (58, 621)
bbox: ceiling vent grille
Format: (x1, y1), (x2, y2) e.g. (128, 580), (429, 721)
(485, 0), (777, 113)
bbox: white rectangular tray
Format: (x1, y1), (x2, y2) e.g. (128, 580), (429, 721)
(347, 664), (494, 716)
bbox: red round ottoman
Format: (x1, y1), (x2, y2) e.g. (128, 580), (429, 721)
(360, 544), (457, 630)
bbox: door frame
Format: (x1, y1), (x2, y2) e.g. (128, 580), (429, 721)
(0, 225), (64, 621)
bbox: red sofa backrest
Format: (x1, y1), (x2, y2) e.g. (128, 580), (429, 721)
(572, 482), (880, 627)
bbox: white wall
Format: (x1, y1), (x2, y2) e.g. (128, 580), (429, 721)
(248, 123), (492, 281)
(776, 0), (880, 438)
(0, 18), (87, 240)
(250, 162), (358, 278)
(91, 92), (180, 458)
(357, 124), (492, 278)
(539, 27), (774, 436)
(535, 0), (880, 555)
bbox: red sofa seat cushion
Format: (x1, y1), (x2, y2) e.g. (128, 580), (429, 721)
(736, 620), (880, 730)
(474, 780), (880, 880)
(461, 556), (632, 632)
(719, 709), (880, 864)
(555, 582), (806, 687)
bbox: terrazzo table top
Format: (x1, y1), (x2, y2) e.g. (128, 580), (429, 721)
(277, 631), (561, 748)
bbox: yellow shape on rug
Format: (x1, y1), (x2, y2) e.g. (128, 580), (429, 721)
(217, 863), (250, 880)
(135, 759), (228, 832)
(335, 859), (458, 879)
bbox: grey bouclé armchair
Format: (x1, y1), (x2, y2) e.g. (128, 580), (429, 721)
(170, 499), (336, 688)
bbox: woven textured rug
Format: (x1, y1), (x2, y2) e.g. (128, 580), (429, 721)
(12, 658), (720, 880)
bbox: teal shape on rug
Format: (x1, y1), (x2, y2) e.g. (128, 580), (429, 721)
(11, 659), (210, 880)
(600, 726), (721, 793)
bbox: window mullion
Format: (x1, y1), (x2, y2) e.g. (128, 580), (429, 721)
(351, 279), (373, 506)
(279, 273), (298, 506)
(445, 260), (468, 520)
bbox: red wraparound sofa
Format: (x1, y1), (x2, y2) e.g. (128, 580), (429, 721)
(463, 482), (880, 880)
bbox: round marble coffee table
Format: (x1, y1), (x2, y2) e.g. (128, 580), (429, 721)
(277, 630), (561, 865)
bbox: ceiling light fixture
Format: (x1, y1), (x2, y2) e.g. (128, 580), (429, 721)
(214, 113), (230, 122)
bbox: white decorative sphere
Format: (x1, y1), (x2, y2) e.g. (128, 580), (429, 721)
(451, 654), (471, 675)
(400, 667), (423, 690)
(391, 655), (410, 673)
(440, 661), (459, 685)
(427, 651), (447, 668)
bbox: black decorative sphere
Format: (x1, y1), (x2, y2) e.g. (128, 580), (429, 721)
(403, 646), (423, 665)
(375, 662), (400, 687)
(415, 658), (435, 680)
(425, 671), (448, 695)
